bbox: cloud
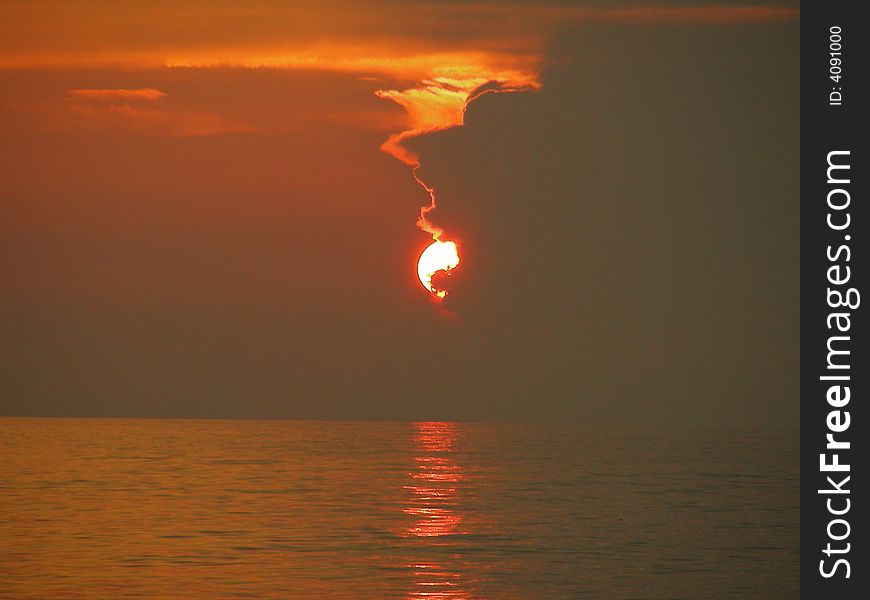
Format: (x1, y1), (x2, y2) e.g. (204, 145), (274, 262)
(3, 2), (798, 140)
(2, 0), (799, 141)
(1, 2), (798, 70)
(63, 88), (251, 136)
(67, 88), (167, 101)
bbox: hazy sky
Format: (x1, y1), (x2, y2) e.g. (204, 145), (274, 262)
(0, 1), (799, 426)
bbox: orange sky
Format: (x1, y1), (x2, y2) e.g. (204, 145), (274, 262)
(1, 1), (800, 424)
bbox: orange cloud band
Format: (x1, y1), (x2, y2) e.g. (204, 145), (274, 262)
(67, 88), (167, 101)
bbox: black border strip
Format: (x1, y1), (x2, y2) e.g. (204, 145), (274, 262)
(801, 1), (865, 596)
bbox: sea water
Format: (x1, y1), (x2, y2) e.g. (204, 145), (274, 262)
(0, 418), (798, 598)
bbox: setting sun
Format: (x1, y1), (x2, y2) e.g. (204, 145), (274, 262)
(417, 240), (460, 299)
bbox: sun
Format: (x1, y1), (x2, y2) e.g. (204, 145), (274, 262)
(417, 240), (460, 299)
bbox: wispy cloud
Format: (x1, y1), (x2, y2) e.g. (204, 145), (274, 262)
(63, 88), (250, 136)
(67, 88), (167, 101)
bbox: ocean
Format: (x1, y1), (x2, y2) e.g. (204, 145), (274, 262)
(0, 418), (798, 598)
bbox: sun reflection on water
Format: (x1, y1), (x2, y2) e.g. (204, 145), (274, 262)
(404, 422), (470, 599)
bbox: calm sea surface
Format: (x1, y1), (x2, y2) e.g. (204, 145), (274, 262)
(0, 418), (798, 598)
